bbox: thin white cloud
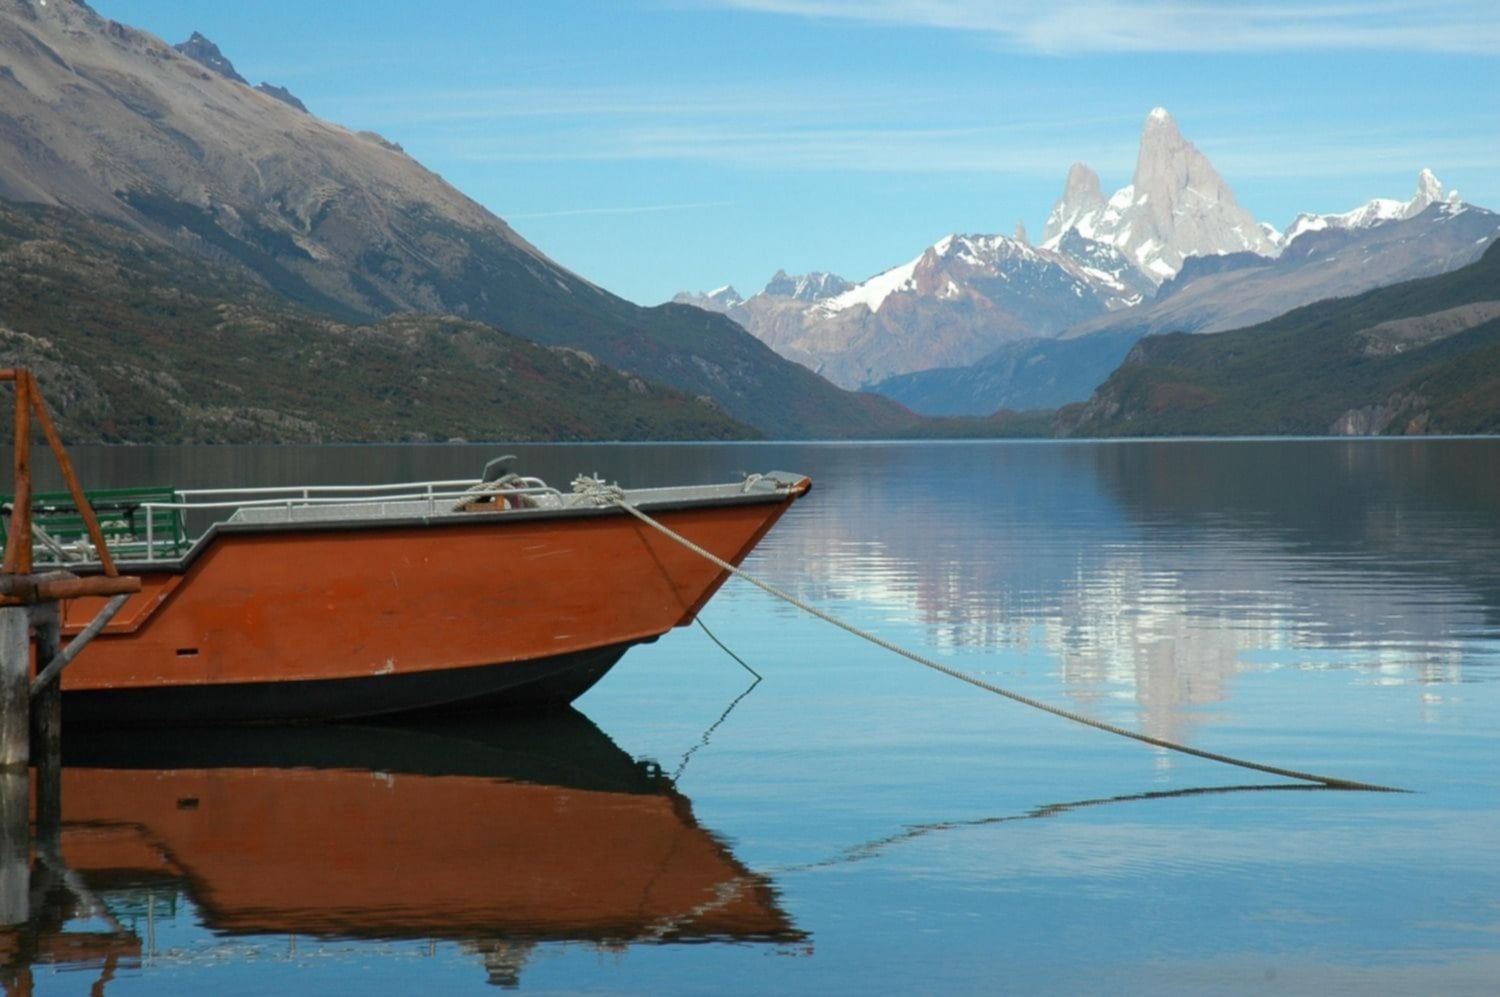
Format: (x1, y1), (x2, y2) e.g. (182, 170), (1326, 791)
(502, 200), (734, 219)
(441, 115), (1498, 189)
(330, 81), (950, 127)
(447, 122), (1136, 175)
(695, 0), (1500, 54)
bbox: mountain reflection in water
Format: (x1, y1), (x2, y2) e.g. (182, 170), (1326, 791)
(745, 439), (1500, 750)
(2, 711), (803, 991)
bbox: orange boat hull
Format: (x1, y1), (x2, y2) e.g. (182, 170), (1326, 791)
(55, 485), (807, 723)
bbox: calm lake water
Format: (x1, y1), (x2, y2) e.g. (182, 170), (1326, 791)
(9, 439), (1500, 995)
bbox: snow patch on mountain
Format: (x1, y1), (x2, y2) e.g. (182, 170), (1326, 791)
(817, 252), (925, 315)
(672, 284), (744, 311)
(1283, 169), (1463, 244)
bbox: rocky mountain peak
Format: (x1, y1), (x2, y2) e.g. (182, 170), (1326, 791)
(1416, 167), (1443, 202)
(1410, 168), (1460, 213)
(1040, 163), (1105, 246)
(763, 269), (853, 301)
(1042, 108), (1277, 284)
(671, 285), (744, 311)
(174, 31), (247, 84)
(1282, 169), (1465, 245)
(1138, 105), (1181, 144)
(1132, 106), (1194, 190)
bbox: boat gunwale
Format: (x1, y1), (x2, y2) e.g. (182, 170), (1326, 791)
(59, 473), (811, 577)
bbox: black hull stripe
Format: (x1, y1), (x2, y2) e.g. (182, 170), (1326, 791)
(61, 641), (641, 726)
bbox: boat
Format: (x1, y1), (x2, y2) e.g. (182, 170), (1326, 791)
(6, 460), (810, 724)
(3, 713), (804, 988)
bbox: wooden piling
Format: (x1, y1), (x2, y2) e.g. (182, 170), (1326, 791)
(0, 606), (28, 773)
(0, 769), (25, 927)
(0, 369), (140, 933)
(31, 603), (62, 843)
(0, 605), (29, 932)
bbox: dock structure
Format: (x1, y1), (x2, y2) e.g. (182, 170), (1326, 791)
(0, 368), (140, 935)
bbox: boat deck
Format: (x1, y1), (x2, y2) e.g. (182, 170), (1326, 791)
(6, 470), (809, 573)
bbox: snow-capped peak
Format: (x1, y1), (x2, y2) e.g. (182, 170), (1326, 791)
(1040, 108), (1277, 285)
(670, 284), (744, 311)
(1283, 169), (1464, 245)
(761, 269), (853, 301)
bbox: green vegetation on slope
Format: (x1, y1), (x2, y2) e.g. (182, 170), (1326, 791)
(1059, 241), (1500, 437)
(0, 200), (756, 443)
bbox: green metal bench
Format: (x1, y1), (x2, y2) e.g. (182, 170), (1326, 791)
(0, 486), (188, 562)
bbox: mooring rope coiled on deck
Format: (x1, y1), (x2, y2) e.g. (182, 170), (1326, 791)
(608, 494), (1405, 794)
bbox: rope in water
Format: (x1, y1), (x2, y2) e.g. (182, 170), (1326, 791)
(611, 496), (1406, 794)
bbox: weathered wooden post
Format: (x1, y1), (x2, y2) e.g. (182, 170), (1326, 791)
(31, 602), (62, 842)
(0, 366), (30, 931)
(0, 608), (28, 773)
(0, 606), (30, 929)
(0, 369), (141, 932)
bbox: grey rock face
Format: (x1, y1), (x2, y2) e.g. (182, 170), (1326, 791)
(761, 270), (852, 301)
(174, 31), (247, 84)
(1042, 108), (1278, 284)
(1040, 163), (1105, 246)
(256, 82), (308, 113)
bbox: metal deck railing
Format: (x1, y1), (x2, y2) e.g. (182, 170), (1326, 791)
(6, 476), (569, 565)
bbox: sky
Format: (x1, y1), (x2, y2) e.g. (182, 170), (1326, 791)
(88, 1), (1499, 306)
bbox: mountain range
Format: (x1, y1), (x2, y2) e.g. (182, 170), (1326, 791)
(1, 0), (1493, 443)
(679, 109), (1499, 416)
(0, 0), (916, 440)
(879, 194), (1498, 416)
(0, 197), (760, 443)
(675, 234), (1146, 389)
(1058, 240), (1500, 437)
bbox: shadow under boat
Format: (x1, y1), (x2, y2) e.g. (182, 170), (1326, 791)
(5, 709), (803, 987)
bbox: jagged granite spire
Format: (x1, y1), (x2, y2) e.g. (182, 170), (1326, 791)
(1124, 107), (1276, 277)
(1041, 108), (1278, 283)
(1041, 163), (1105, 247)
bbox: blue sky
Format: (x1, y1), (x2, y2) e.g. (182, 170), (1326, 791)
(90, 1), (1499, 306)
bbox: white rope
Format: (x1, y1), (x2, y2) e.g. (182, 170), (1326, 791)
(609, 495), (1405, 794)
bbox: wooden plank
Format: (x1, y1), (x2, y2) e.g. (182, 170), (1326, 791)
(0, 574), (140, 606)
(30, 594), (132, 695)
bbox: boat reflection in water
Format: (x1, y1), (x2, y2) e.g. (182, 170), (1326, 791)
(3, 711), (803, 990)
